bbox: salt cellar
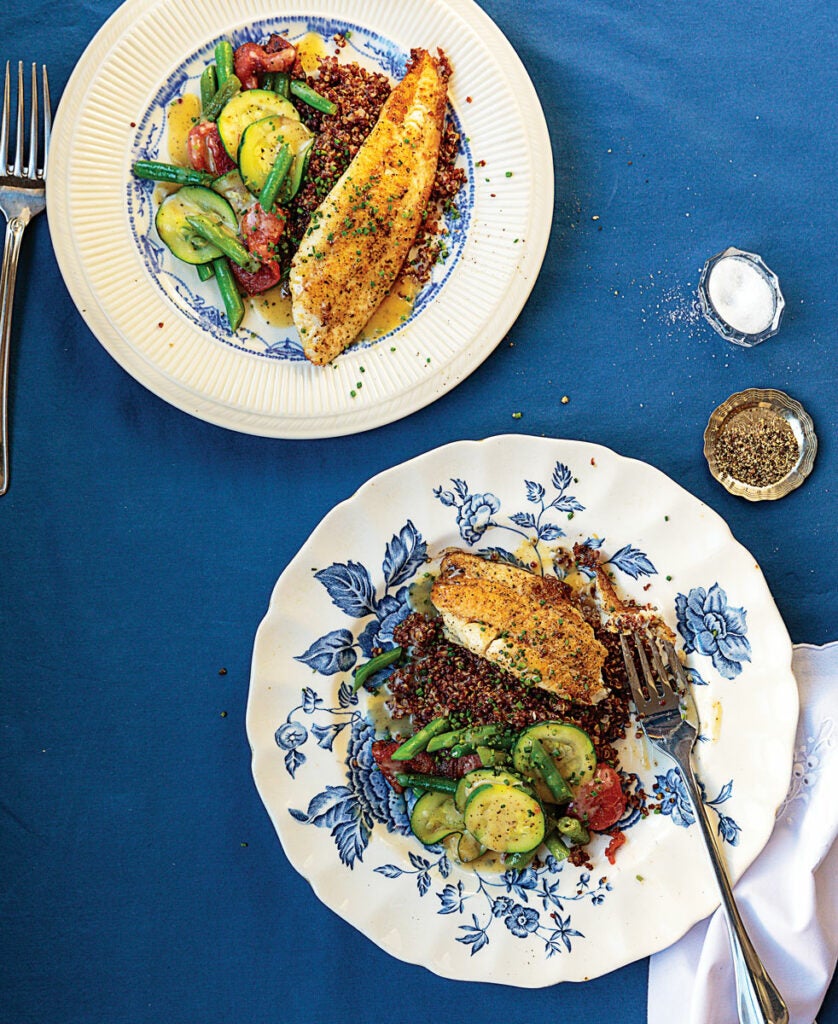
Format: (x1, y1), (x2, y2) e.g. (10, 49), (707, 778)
(698, 247), (784, 346)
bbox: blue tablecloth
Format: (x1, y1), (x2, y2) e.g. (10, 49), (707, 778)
(1, 1), (835, 1021)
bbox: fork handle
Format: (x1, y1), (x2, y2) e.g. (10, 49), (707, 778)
(0, 213), (29, 496)
(680, 760), (789, 1024)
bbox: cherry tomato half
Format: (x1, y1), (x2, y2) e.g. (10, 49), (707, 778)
(241, 205), (286, 263)
(228, 258), (281, 295)
(568, 763), (627, 832)
(186, 122), (235, 176)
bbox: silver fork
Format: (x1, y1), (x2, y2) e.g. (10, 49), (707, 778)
(0, 61), (51, 497)
(620, 631), (788, 1024)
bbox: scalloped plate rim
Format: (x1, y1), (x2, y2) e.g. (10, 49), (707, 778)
(246, 435), (798, 985)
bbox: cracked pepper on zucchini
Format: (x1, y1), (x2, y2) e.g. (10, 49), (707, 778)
(132, 32), (464, 357)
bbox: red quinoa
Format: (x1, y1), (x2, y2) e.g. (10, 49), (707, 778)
(388, 612), (633, 765)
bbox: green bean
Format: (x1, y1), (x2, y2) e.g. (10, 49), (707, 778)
(262, 72), (290, 97)
(390, 716), (451, 761)
(483, 733), (516, 750)
(211, 258), (244, 331)
(425, 729), (460, 752)
(272, 71), (290, 98)
(132, 161), (216, 186)
(185, 214), (260, 272)
(394, 773), (458, 795)
(278, 138), (313, 202)
(215, 40), (235, 86)
(476, 745), (510, 768)
(289, 79), (337, 115)
(556, 815), (590, 845)
(545, 830), (570, 862)
(449, 743), (476, 758)
(197, 262), (215, 282)
(352, 646), (403, 692)
(427, 723), (505, 753)
(202, 74), (241, 122)
(529, 737), (572, 804)
(200, 65), (218, 113)
(258, 142), (293, 212)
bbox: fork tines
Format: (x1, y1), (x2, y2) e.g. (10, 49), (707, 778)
(619, 630), (686, 716)
(1, 61), (51, 180)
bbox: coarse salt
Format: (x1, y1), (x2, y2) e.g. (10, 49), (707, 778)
(707, 255), (776, 335)
(698, 246), (785, 346)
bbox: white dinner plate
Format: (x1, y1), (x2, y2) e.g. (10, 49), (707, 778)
(47, 0), (552, 437)
(247, 435), (798, 985)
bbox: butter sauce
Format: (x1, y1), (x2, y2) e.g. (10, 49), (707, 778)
(296, 32), (329, 74)
(250, 285), (294, 327)
(250, 274), (420, 336)
(166, 94), (201, 166)
(358, 275), (421, 341)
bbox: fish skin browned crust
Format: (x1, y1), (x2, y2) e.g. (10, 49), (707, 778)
(289, 49), (447, 365)
(430, 552), (610, 705)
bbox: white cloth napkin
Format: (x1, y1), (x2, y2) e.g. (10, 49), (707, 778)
(648, 641), (838, 1024)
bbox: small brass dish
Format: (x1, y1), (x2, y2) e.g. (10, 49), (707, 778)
(704, 389), (817, 501)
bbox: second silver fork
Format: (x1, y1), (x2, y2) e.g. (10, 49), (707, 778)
(621, 632), (788, 1024)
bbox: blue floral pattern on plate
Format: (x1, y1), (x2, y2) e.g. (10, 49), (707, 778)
(277, 458), (745, 958)
(248, 436), (798, 984)
(676, 583), (751, 679)
(126, 16), (473, 359)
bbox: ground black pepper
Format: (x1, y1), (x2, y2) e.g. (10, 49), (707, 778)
(714, 410), (799, 487)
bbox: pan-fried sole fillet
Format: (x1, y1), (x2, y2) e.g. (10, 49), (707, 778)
(289, 49), (448, 365)
(430, 552), (610, 705)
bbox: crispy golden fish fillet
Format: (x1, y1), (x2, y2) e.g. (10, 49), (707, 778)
(430, 552), (610, 705)
(289, 49), (448, 365)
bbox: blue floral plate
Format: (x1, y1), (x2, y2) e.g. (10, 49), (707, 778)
(246, 436), (798, 985)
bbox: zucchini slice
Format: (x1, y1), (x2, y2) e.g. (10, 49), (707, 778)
(454, 768), (532, 813)
(278, 136), (313, 202)
(456, 831), (487, 863)
(154, 185), (237, 264)
(211, 169), (256, 215)
(238, 114), (314, 198)
(512, 721), (597, 798)
(463, 783), (546, 854)
(216, 89), (299, 161)
(410, 791), (465, 845)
